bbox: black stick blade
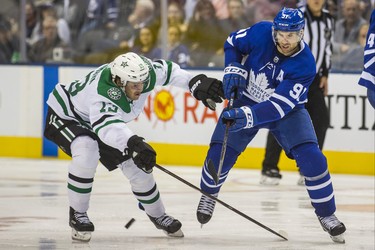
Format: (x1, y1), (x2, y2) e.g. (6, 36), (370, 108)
(207, 159), (219, 185)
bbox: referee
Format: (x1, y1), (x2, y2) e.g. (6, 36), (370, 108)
(259, 0), (335, 186)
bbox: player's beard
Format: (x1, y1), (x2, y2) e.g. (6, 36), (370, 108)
(276, 42), (300, 56)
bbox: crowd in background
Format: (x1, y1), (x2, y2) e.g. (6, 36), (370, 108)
(0, 0), (373, 71)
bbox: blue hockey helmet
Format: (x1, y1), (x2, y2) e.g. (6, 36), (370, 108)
(273, 7), (305, 32)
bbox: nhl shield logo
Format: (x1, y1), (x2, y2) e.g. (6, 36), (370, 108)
(107, 87), (121, 100)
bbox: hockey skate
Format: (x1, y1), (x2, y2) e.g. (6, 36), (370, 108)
(148, 213), (184, 237)
(69, 207), (95, 242)
(297, 168), (305, 186)
(260, 169), (282, 185)
(297, 174), (305, 186)
(318, 214), (346, 243)
(196, 193), (218, 226)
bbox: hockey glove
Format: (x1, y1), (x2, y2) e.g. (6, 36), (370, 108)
(223, 62), (248, 99)
(189, 74), (224, 111)
(222, 106), (254, 132)
(127, 135), (156, 174)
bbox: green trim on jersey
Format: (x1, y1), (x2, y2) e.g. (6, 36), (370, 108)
(163, 60), (173, 86)
(94, 119), (125, 135)
(53, 89), (69, 117)
(140, 56), (156, 93)
(97, 67), (131, 113)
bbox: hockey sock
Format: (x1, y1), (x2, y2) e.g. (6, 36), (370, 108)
(200, 143), (239, 194)
(291, 143), (336, 216)
(68, 136), (100, 212)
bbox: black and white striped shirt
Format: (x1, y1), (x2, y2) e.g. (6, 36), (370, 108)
(300, 6), (335, 77)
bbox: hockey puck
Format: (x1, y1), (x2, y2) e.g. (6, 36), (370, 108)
(125, 218), (135, 229)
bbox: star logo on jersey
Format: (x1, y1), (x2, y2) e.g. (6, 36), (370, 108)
(107, 87), (122, 100)
(121, 62), (128, 68)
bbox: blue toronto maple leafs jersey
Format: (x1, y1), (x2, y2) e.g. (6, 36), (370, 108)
(358, 10), (375, 91)
(224, 21), (316, 126)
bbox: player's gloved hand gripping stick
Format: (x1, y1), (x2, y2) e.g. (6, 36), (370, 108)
(207, 91), (237, 185)
(208, 62), (248, 185)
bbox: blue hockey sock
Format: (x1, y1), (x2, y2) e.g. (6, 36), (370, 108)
(291, 143), (336, 217)
(200, 143), (239, 194)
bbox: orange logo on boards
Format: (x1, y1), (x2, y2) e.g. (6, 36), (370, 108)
(153, 90), (175, 122)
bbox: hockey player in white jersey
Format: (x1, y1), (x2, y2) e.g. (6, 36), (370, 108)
(195, 8), (346, 243)
(44, 52), (224, 241)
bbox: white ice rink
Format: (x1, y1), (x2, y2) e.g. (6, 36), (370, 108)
(0, 157), (374, 250)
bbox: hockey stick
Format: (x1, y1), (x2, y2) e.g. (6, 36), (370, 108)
(209, 91), (237, 185)
(154, 163), (288, 241)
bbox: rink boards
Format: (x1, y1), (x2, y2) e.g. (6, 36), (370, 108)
(0, 65), (373, 175)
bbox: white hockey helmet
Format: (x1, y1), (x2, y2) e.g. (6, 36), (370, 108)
(110, 52), (150, 88)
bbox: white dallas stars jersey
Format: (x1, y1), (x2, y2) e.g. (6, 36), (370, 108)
(47, 58), (192, 152)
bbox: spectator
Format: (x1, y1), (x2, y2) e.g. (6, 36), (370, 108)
(73, 19), (133, 64)
(167, 2), (187, 35)
(245, 0), (287, 24)
(211, 0), (229, 20)
(220, 0), (252, 37)
(25, 0), (38, 46)
(131, 26), (162, 61)
(79, 0), (119, 37)
(332, 0), (367, 63)
(53, 0), (88, 44)
(325, 0), (339, 19)
(332, 22), (369, 71)
(127, 0), (160, 48)
(40, 4), (71, 45)
(184, 0), (226, 67)
(359, 0), (373, 20)
(167, 25), (191, 68)
(0, 16), (20, 63)
(28, 16), (71, 63)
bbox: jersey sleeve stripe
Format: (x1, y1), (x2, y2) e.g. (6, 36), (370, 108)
(52, 89), (69, 117)
(270, 100), (285, 117)
(94, 119), (125, 134)
(163, 60), (173, 86)
(92, 114), (114, 128)
(364, 49), (375, 56)
(360, 71), (375, 85)
(272, 93), (295, 108)
(364, 56), (375, 69)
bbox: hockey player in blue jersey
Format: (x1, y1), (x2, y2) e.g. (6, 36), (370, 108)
(358, 9), (375, 109)
(195, 8), (346, 243)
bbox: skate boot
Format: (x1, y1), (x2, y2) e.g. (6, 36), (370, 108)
(260, 168), (282, 185)
(318, 214), (346, 243)
(297, 168), (305, 186)
(69, 207), (95, 242)
(297, 174), (305, 186)
(196, 193), (218, 226)
(148, 213), (184, 237)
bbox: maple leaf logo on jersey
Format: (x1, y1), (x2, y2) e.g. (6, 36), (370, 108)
(246, 70), (274, 102)
(107, 87), (122, 100)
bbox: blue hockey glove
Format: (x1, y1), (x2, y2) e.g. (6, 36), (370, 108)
(223, 62), (248, 99)
(222, 106), (254, 132)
